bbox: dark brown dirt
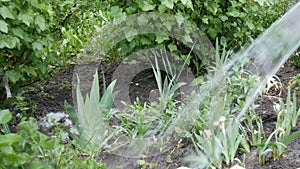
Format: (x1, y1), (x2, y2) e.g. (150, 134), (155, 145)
(19, 60), (300, 169)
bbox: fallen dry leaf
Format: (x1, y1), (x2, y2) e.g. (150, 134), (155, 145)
(230, 164), (246, 169)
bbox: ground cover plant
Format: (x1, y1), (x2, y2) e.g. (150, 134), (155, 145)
(0, 109), (106, 169)
(1, 0), (300, 169)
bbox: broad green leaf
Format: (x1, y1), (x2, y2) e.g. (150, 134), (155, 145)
(0, 109), (12, 124)
(141, 36), (152, 45)
(168, 44), (177, 52)
(162, 0), (174, 9)
(158, 4), (168, 13)
(207, 27), (218, 39)
(109, 6), (123, 18)
(5, 70), (22, 83)
(6, 36), (19, 48)
(0, 6), (14, 19)
(1, 145), (14, 154)
(35, 15), (46, 30)
(206, 2), (218, 15)
(142, 1), (156, 11)
(227, 10), (246, 18)
(0, 20), (8, 33)
(136, 0), (156, 11)
(2, 152), (30, 166)
(19, 12), (34, 26)
(202, 17), (209, 24)
(219, 15), (228, 22)
(230, 1), (242, 8)
(155, 34), (169, 43)
(29, 160), (53, 169)
(246, 20), (254, 30)
(226, 10), (240, 17)
(256, 0), (264, 6)
(32, 41), (43, 50)
(0, 39), (9, 48)
(181, 0), (194, 10)
(25, 66), (37, 76)
(12, 28), (25, 39)
(39, 64), (48, 74)
(190, 76), (204, 86)
(30, 0), (40, 8)
(16, 153), (31, 166)
(42, 137), (56, 149)
(0, 134), (22, 145)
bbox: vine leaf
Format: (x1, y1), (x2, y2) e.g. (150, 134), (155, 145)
(19, 12), (34, 26)
(0, 20), (8, 33)
(35, 15), (46, 31)
(0, 109), (12, 124)
(181, 0), (194, 10)
(0, 6), (14, 19)
(162, 0), (174, 9)
(5, 70), (22, 83)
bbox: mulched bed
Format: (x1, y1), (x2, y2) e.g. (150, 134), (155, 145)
(18, 60), (300, 169)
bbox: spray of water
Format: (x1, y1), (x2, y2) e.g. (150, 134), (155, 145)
(181, 3), (300, 167)
(166, 2), (300, 136)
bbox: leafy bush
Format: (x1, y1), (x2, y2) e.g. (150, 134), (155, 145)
(0, 0), (108, 100)
(101, 0), (291, 60)
(0, 0), (55, 92)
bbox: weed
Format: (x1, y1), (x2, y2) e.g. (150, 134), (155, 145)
(137, 159), (157, 169)
(0, 109), (11, 134)
(291, 51), (300, 67)
(116, 99), (160, 138)
(186, 118), (242, 168)
(0, 109), (107, 168)
(289, 73), (300, 93)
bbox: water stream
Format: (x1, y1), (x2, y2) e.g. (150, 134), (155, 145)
(167, 2), (300, 136)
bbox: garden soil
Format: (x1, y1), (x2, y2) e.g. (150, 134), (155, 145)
(21, 60), (300, 169)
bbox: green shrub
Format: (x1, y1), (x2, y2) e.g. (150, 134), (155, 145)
(93, 0), (292, 77)
(101, 0), (290, 55)
(0, 0), (55, 91)
(0, 0), (108, 100)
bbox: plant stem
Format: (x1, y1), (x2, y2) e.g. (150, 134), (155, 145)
(2, 76), (11, 134)
(3, 76), (12, 98)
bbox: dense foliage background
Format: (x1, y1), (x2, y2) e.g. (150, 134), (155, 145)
(0, 0), (104, 100)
